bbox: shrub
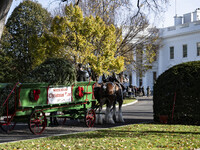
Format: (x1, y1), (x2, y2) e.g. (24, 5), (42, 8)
(153, 61), (200, 125)
(23, 58), (76, 85)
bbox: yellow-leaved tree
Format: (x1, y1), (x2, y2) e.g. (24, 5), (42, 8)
(34, 4), (124, 80)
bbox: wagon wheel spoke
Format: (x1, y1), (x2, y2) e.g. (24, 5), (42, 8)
(29, 110), (46, 135)
(33, 125), (37, 133)
(85, 109), (96, 127)
(36, 124), (40, 133)
(86, 115), (93, 127)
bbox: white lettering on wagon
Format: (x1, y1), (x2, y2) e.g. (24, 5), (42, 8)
(48, 87), (71, 104)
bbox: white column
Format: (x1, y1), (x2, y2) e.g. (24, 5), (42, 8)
(158, 49), (163, 76)
(132, 71), (137, 86)
(142, 73), (147, 88)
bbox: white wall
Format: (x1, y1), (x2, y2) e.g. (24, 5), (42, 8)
(123, 12), (200, 91)
(142, 20), (200, 91)
(158, 22), (200, 76)
(131, 71), (137, 86)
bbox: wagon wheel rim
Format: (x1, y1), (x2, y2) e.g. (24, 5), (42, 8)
(29, 110), (46, 135)
(0, 121), (16, 133)
(85, 109), (96, 127)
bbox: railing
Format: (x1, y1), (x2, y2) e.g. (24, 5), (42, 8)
(0, 82), (21, 125)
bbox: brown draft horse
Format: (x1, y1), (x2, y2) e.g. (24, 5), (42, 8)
(94, 82), (124, 124)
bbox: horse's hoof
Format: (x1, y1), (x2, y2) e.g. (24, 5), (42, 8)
(119, 119), (125, 123)
(118, 113), (124, 123)
(108, 119), (115, 124)
(99, 117), (104, 125)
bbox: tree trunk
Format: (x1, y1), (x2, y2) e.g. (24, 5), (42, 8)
(0, 0), (13, 39)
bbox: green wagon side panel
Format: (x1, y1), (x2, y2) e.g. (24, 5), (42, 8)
(16, 81), (96, 116)
(71, 81), (96, 103)
(19, 83), (49, 107)
(16, 83), (48, 116)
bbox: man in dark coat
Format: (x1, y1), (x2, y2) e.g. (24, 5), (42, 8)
(77, 63), (87, 81)
(142, 86), (145, 96)
(146, 86), (151, 97)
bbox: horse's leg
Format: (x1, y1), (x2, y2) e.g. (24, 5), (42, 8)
(95, 105), (103, 124)
(118, 99), (124, 123)
(97, 98), (106, 124)
(105, 104), (109, 123)
(113, 101), (117, 122)
(105, 100), (110, 123)
(98, 105), (104, 124)
(95, 106), (100, 124)
(106, 99), (115, 124)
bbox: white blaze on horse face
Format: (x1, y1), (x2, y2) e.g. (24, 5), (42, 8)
(103, 85), (107, 90)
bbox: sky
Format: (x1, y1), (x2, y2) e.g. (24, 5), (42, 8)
(159, 0), (200, 28)
(8, 0), (200, 28)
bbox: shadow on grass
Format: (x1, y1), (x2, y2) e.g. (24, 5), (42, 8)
(49, 123), (200, 140)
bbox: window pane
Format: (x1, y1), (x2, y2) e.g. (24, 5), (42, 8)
(183, 44), (187, 58)
(170, 47), (174, 59)
(139, 78), (142, 86)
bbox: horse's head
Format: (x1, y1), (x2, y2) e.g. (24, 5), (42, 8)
(101, 83), (108, 96)
(101, 82), (116, 96)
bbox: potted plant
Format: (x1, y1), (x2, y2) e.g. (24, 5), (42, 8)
(159, 115), (168, 124)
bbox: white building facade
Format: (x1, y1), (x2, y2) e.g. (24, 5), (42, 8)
(128, 9), (200, 92)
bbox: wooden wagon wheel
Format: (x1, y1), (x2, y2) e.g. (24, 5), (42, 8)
(85, 109), (96, 127)
(0, 120), (16, 133)
(28, 110), (47, 135)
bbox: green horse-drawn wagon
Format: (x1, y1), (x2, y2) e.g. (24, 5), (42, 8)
(0, 81), (97, 135)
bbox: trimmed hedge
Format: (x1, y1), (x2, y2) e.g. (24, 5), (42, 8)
(153, 61), (200, 125)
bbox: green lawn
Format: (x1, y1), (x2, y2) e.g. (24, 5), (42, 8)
(102, 98), (136, 108)
(122, 98), (136, 105)
(1, 124), (200, 150)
